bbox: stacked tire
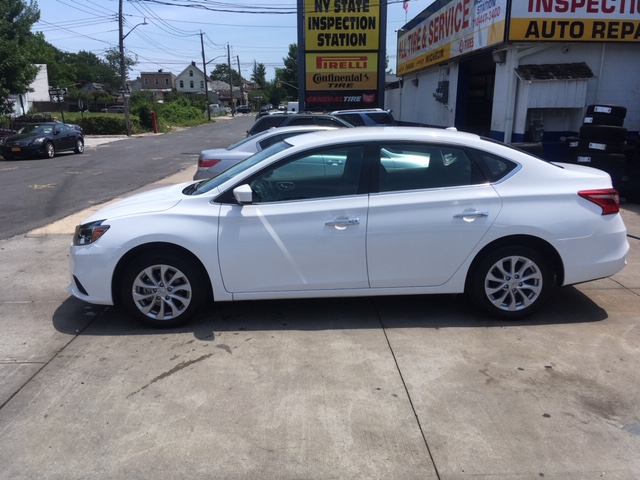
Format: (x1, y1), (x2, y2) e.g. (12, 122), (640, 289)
(572, 104), (632, 199)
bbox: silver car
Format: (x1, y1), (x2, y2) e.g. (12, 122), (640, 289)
(194, 125), (337, 180)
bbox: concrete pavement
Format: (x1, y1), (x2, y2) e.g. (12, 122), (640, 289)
(0, 159), (639, 478)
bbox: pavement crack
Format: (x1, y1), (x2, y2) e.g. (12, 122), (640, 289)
(127, 353), (214, 397)
(373, 299), (442, 480)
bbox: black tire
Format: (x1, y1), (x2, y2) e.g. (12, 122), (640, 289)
(119, 251), (208, 328)
(74, 138), (84, 154)
(585, 104), (627, 119)
(579, 125), (627, 142)
(583, 114), (624, 127)
(468, 246), (554, 320)
(43, 142), (55, 159)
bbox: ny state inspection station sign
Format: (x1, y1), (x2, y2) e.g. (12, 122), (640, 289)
(299, 0), (386, 111)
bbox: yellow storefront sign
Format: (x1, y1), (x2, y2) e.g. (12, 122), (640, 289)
(304, 0), (380, 51)
(509, 18), (640, 41)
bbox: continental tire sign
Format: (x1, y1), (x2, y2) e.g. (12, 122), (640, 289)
(300, 0), (386, 110)
(509, 1), (640, 41)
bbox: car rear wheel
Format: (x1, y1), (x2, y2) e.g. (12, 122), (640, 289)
(44, 142), (55, 159)
(469, 246), (553, 320)
(120, 251), (207, 328)
(74, 139), (84, 154)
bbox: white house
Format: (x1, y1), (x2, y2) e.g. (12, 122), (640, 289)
(175, 62), (216, 103)
(9, 64), (50, 116)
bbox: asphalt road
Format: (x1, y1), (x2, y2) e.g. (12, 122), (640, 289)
(0, 115), (254, 240)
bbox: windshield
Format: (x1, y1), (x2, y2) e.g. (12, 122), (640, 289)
(19, 124), (49, 134)
(187, 141), (293, 195)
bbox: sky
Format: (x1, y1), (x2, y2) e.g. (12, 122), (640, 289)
(33, 0), (434, 82)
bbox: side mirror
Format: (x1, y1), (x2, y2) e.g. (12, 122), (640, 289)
(233, 184), (254, 205)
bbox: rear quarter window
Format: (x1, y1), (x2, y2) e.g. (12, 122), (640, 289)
(470, 149), (518, 182)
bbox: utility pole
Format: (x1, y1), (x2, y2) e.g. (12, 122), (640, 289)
(227, 43), (234, 116)
(201, 32), (211, 122)
(237, 55), (244, 107)
(118, 0), (131, 136)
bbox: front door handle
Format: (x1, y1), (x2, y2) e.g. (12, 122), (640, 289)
(325, 218), (360, 227)
(453, 211), (489, 219)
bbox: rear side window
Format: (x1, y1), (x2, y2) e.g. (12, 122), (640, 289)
(251, 116), (286, 134)
(366, 112), (394, 125)
(378, 144), (483, 192)
(336, 114), (365, 126)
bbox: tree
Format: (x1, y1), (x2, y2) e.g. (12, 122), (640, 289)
(30, 33), (77, 88)
(209, 63), (242, 86)
(278, 43), (299, 100)
(72, 51), (120, 89)
(251, 61), (267, 89)
(0, 0), (40, 114)
(104, 47), (135, 87)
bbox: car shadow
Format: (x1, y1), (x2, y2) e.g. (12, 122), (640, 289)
(52, 286), (608, 341)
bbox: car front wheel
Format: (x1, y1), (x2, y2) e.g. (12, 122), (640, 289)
(44, 142), (55, 159)
(74, 139), (84, 154)
(120, 251), (207, 328)
(469, 245), (553, 320)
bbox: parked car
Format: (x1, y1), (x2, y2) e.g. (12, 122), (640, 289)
(195, 125), (338, 180)
(101, 105), (125, 113)
(236, 105), (251, 114)
(247, 113), (353, 136)
(69, 127), (628, 328)
(330, 108), (396, 126)
(1, 122), (84, 160)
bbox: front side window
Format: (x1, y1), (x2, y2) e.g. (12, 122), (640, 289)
(179, 80), (184, 88)
(249, 145), (365, 202)
(378, 143), (480, 192)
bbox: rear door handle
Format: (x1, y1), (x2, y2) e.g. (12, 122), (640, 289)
(325, 218), (360, 227)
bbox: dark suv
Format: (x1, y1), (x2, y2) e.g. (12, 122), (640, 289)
(247, 113), (353, 136)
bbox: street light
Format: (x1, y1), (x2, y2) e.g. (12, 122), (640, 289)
(119, 0), (147, 136)
(201, 40), (227, 121)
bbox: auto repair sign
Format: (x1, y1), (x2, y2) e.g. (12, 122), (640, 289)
(509, 0), (640, 41)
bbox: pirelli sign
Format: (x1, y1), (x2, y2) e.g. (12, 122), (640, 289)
(298, 0), (387, 110)
(509, 1), (640, 41)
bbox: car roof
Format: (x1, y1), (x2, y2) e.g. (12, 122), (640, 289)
(329, 108), (387, 114)
(283, 126), (482, 149)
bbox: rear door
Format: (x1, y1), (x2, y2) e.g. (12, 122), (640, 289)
(367, 143), (502, 287)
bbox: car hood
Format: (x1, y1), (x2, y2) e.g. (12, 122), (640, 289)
(5, 133), (42, 142)
(81, 181), (194, 223)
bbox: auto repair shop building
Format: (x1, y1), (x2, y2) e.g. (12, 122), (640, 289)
(388, 0), (640, 161)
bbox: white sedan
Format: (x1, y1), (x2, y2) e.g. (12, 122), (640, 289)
(194, 125), (337, 180)
(69, 127), (629, 328)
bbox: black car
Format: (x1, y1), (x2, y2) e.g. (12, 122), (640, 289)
(0, 122), (84, 160)
(236, 105), (251, 114)
(246, 113), (353, 136)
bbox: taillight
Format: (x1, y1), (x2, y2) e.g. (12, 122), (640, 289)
(578, 189), (620, 215)
(198, 158), (222, 168)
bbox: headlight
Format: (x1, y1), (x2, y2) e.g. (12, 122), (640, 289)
(30, 136), (45, 145)
(73, 220), (110, 245)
